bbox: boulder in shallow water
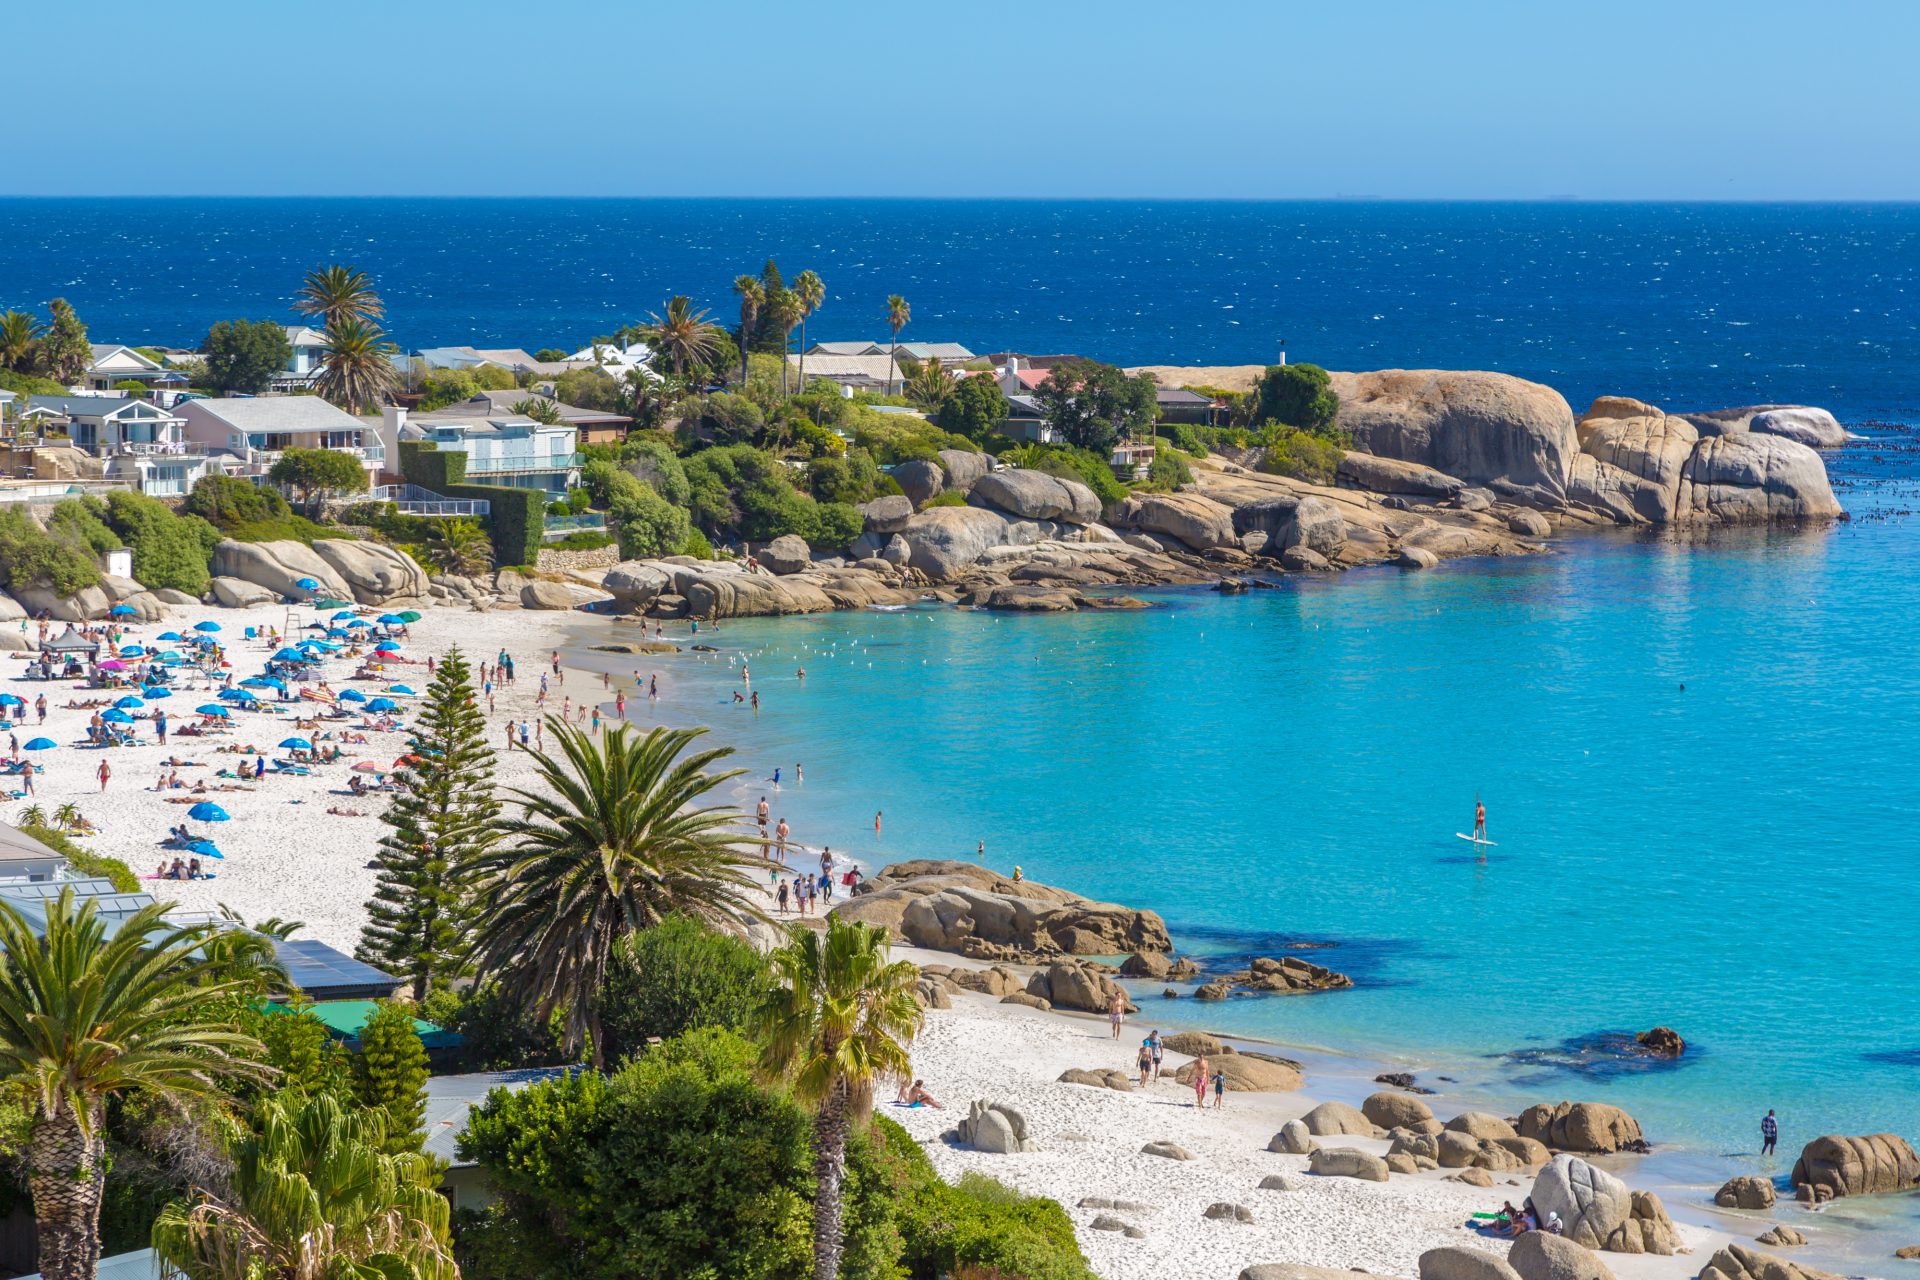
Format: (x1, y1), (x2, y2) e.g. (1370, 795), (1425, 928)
(1791, 1134), (1920, 1198)
(1715, 1176), (1777, 1210)
(1675, 433), (1843, 523)
(1530, 1155), (1630, 1249)
(1749, 408), (1848, 448)
(1696, 1243), (1846, 1280)
(1635, 1026), (1685, 1057)
(1363, 1091), (1439, 1133)
(1516, 1101), (1646, 1154)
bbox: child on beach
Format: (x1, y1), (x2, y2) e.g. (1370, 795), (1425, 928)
(1211, 1069), (1226, 1108)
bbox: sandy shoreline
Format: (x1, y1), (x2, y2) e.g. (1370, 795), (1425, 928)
(9, 598), (1881, 1279)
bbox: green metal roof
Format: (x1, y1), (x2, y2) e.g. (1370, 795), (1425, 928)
(273, 999), (462, 1050)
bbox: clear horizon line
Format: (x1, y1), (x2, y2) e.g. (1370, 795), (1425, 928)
(5, 193), (1920, 206)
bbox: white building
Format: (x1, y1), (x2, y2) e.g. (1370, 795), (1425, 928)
(177, 396), (385, 482)
(80, 344), (187, 395)
(18, 395), (221, 497)
(379, 404), (579, 498)
(271, 325), (331, 391)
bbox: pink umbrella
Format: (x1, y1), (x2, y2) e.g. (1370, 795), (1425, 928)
(351, 760), (384, 773)
(98, 660), (129, 671)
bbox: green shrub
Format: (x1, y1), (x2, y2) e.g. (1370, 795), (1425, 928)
(417, 982), (571, 1073)
(1001, 444), (1127, 508)
(597, 917), (774, 1063)
(610, 481), (691, 559)
(399, 442), (546, 564)
(901, 1170), (1097, 1280)
(619, 437), (691, 506)
(350, 999), (430, 1153)
(1257, 424), (1346, 484)
(44, 499), (121, 556)
(920, 489), (968, 509)
(1253, 363), (1340, 436)
(680, 527), (714, 559)
(185, 475), (294, 528)
(682, 444), (854, 546)
(806, 448), (893, 506)
(0, 507), (101, 595)
(1142, 445), (1193, 492)
(550, 530), (614, 551)
(19, 824), (136, 892)
(1157, 422), (1206, 457)
(100, 491), (221, 594)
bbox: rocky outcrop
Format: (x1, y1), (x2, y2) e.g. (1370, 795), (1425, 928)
(1756, 1227), (1805, 1248)
(1362, 1091), (1439, 1134)
(1331, 369), (1580, 504)
(1508, 1232), (1617, 1280)
(1111, 491), (1238, 551)
(1057, 1067), (1133, 1091)
(211, 539), (353, 601)
(1569, 408), (1699, 524)
(1299, 1101), (1377, 1137)
(1447, 1112), (1519, 1142)
(309, 538), (429, 603)
(758, 534), (811, 575)
(1160, 1031), (1222, 1057)
(209, 576), (278, 609)
(1715, 1176), (1777, 1210)
(519, 581), (578, 610)
(1245, 1267), (1409, 1280)
(893, 459), (945, 507)
(832, 860), (1171, 960)
(1749, 408), (1848, 449)
(1025, 961), (1133, 1014)
(1141, 1141), (1193, 1161)
(12, 581), (117, 622)
(1531, 1155), (1630, 1250)
(1790, 1134), (1920, 1199)
(1269, 1120), (1315, 1154)
(599, 558), (845, 618)
(955, 1100), (1036, 1153)
(1516, 1102), (1647, 1154)
(899, 506), (1013, 579)
(859, 495), (914, 533)
(1336, 451), (1464, 498)
(1635, 1027), (1685, 1058)
(1676, 433), (1842, 523)
(1419, 1247), (1522, 1280)
(1279, 496), (1346, 556)
(1310, 1147), (1390, 1182)
(1227, 956), (1354, 995)
(939, 449), (991, 492)
(969, 470), (1101, 525)
(1696, 1244), (1844, 1280)
(1172, 1054), (1301, 1092)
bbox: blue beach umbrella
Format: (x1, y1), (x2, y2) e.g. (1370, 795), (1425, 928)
(374, 641), (400, 654)
(219, 688), (257, 703)
(195, 704), (231, 718)
(366, 697), (397, 712)
(188, 801), (230, 822)
(142, 686), (170, 699)
(309, 640), (341, 652)
(377, 613), (403, 624)
(338, 688), (367, 703)
(194, 621), (221, 633)
(108, 604), (138, 617)
(101, 709), (134, 724)
(238, 677), (274, 689)
(327, 628), (351, 638)
(272, 648), (308, 663)
(256, 676), (288, 692)
(157, 652), (188, 665)
(157, 631), (183, 641)
(0, 695), (22, 708)
(295, 576), (320, 591)
(114, 696), (144, 709)
(187, 839), (223, 859)
(278, 737), (313, 751)
(119, 645), (145, 657)
(22, 738), (54, 751)
(332, 611), (355, 621)
(346, 619), (371, 629)
(386, 684), (416, 696)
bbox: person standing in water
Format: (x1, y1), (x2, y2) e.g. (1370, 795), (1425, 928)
(1761, 1110), (1778, 1156)
(1473, 796), (1487, 841)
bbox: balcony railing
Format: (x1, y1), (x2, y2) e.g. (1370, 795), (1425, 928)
(368, 484), (490, 517)
(461, 452), (583, 475)
(544, 514), (607, 534)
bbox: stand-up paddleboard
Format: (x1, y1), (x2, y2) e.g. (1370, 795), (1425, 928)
(1455, 832), (1498, 847)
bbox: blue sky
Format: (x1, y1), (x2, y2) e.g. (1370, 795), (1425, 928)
(11, 0), (1917, 199)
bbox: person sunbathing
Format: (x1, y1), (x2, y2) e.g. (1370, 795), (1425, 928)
(894, 1079), (943, 1109)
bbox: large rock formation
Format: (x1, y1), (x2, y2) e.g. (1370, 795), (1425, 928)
(1024, 960), (1132, 1014)
(1676, 433), (1843, 522)
(1790, 1134), (1920, 1198)
(1419, 1247), (1523, 1280)
(969, 470), (1101, 525)
(1171, 1054), (1301, 1092)
(900, 506), (1015, 579)
(1696, 1244), (1844, 1280)
(1298, 1100), (1377, 1137)
(893, 459), (945, 507)
(1569, 404), (1701, 524)
(1362, 1091), (1439, 1134)
(309, 538), (429, 603)
(1111, 491), (1239, 551)
(1330, 369), (1580, 504)
(1515, 1101), (1646, 1154)
(831, 860), (1171, 960)
(1530, 1155), (1630, 1250)
(210, 539), (355, 601)
(758, 534), (811, 575)
(1683, 404), (1849, 448)
(859, 495), (914, 532)
(954, 1100), (1036, 1153)
(1309, 1147), (1390, 1182)
(1508, 1232), (1617, 1280)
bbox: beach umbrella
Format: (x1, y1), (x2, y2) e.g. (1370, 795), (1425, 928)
(142, 686), (170, 699)
(195, 704), (231, 718)
(22, 738), (54, 751)
(186, 839), (223, 859)
(101, 709), (133, 724)
(219, 689), (258, 703)
(188, 801), (230, 822)
(278, 736), (313, 751)
(194, 621), (221, 633)
(272, 648), (308, 662)
(351, 760), (384, 773)
(338, 689), (367, 703)
(346, 619), (370, 629)
(397, 611), (421, 623)
(114, 696), (144, 709)
(303, 621), (328, 631)
(98, 659), (129, 671)
(310, 640), (341, 652)
(0, 695), (22, 708)
(374, 643), (400, 655)
(256, 676), (288, 692)
(118, 645), (145, 657)
(108, 604), (138, 617)
(332, 611), (355, 622)
(366, 697), (397, 712)
(295, 577), (320, 591)
(327, 628), (351, 638)
(157, 631), (183, 641)
(386, 683), (416, 696)
(238, 677), (273, 689)
(376, 613), (403, 624)
(157, 652), (188, 665)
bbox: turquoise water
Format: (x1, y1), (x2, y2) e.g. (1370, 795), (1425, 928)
(593, 439), (1920, 1177)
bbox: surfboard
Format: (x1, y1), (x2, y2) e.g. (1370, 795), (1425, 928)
(1455, 833), (1498, 847)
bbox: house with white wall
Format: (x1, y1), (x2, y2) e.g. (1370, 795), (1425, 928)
(379, 404), (578, 498)
(177, 396), (384, 483)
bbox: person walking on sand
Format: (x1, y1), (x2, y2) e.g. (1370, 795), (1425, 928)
(34, 694), (45, 725)
(615, 690), (626, 719)
(757, 796), (770, 831)
(1108, 990), (1126, 1040)
(775, 817), (790, 860)
(777, 879), (790, 914)
(1148, 1029), (1164, 1081)
(1761, 1109), (1778, 1156)
(1136, 1038), (1154, 1087)
(97, 759), (110, 792)
(1212, 1067), (1226, 1109)
(1192, 1053), (1209, 1108)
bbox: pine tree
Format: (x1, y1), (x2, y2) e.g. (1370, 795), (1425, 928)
(349, 1000), (430, 1154)
(356, 647), (498, 999)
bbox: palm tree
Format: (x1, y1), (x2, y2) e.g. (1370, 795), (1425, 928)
(765, 288), (803, 396)
(730, 275), (764, 387)
(466, 721), (763, 1068)
(295, 265), (385, 326)
(0, 310), (43, 372)
(316, 318), (400, 413)
(904, 356), (957, 411)
(16, 804), (45, 829)
(756, 917), (923, 1280)
(794, 270), (825, 391)
(152, 1090), (456, 1280)
(0, 892), (269, 1280)
(510, 396), (564, 425)
(50, 803), (80, 834)
(423, 518), (493, 577)
(885, 294), (911, 395)
(642, 296), (725, 382)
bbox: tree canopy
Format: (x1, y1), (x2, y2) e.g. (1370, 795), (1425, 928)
(1033, 358), (1158, 453)
(1252, 362), (1340, 436)
(201, 319), (292, 395)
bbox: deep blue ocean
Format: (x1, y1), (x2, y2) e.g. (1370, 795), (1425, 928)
(12, 199), (1920, 1246)
(3, 198), (1918, 421)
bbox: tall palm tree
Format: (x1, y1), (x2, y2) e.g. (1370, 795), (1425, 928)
(466, 721), (763, 1068)
(765, 288), (803, 396)
(794, 270), (825, 391)
(0, 892), (269, 1280)
(755, 917), (922, 1280)
(730, 275), (764, 387)
(885, 294), (911, 395)
(152, 1090), (456, 1280)
(295, 265), (385, 326)
(316, 318), (400, 413)
(0, 310), (43, 372)
(642, 296), (725, 382)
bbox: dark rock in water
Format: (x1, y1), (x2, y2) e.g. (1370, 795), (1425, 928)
(1216, 578), (1248, 595)
(1636, 1027), (1685, 1058)
(1163, 988), (1179, 998)
(1375, 1072), (1437, 1095)
(1503, 1029), (1698, 1082)
(691, 644), (719, 652)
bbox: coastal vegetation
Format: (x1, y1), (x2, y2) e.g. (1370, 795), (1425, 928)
(200, 319), (293, 395)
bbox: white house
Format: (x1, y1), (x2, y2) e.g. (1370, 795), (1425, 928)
(177, 396), (385, 482)
(81, 344), (186, 394)
(380, 404), (579, 498)
(17, 395), (222, 496)
(270, 325), (331, 391)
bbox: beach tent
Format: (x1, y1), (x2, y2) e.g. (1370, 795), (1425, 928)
(312, 598), (350, 609)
